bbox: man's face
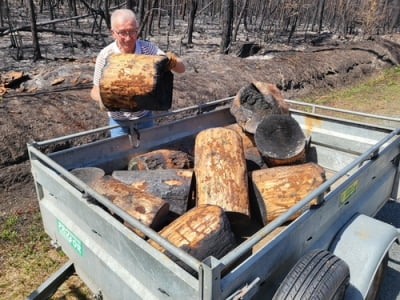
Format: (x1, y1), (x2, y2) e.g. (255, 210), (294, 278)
(111, 19), (138, 53)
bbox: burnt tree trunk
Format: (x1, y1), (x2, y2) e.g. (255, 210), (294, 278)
(128, 149), (193, 171)
(194, 127), (249, 216)
(187, 0), (197, 45)
(220, 0), (234, 54)
(112, 169), (193, 215)
(250, 162), (326, 225)
(27, 0), (42, 61)
(89, 175), (169, 231)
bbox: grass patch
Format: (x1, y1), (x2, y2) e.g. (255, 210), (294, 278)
(299, 66), (400, 118)
(0, 212), (68, 300)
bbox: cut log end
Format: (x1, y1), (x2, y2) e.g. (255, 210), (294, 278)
(255, 114), (306, 167)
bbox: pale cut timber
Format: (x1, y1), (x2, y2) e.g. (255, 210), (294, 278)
(251, 162), (326, 225)
(194, 127), (249, 216)
(149, 204), (236, 272)
(112, 169), (193, 216)
(230, 82), (290, 134)
(92, 175), (170, 231)
(128, 149), (193, 171)
(99, 53), (173, 111)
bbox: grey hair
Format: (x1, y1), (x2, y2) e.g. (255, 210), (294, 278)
(110, 9), (137, 28)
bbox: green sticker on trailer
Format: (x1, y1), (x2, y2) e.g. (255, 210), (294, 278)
(57, 219), (83, 256)
(340, 179), (359, 204)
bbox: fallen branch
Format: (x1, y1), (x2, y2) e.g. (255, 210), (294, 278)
(0, 14), (93, 36)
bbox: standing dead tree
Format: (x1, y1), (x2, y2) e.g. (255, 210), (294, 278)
(220, 0), (234, 54)
(27, 0), (42, 61)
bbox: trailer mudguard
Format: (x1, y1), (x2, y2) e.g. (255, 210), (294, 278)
(329, 213), (400, 300)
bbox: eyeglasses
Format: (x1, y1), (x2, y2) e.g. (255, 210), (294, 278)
(113, 30), (138, 38)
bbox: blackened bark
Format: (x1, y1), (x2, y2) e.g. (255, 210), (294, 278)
(27, 0), (41, 61)
(187, 0), (197, 45)
(220, 0), (234, 54)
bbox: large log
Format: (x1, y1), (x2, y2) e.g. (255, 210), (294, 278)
(112, 169), (193, 216)
(194, 127), (249, 216)
(255, 114), (307, 167)
(224, 123), (256, 150)
(225, 123), (266, 171)
(99, 53), (173, 111)
(250, 162), (326, 225)
(91, 175), (170, 231)
(230, 82), (289, 134)
(149, 204), (236, 271)
(128, 149), (193, 171)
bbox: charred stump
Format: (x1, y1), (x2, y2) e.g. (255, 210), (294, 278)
(230, 82), (289, 134)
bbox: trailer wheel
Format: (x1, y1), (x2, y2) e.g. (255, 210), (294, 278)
(272, 249), (350, 300)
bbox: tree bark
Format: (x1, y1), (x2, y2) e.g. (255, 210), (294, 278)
(194, 127), (249, 216)
(99, 54), (173, 112)
(128, 149), (193, 171)
(220, 0), (234, 54)
(187, 0), (197, 45)
(149, 204), (236, 271)
(250, 162), (326, 225)
(112, 169), (193, 216)
(27, 0), (42, 61)
(92, 175), (170, 231)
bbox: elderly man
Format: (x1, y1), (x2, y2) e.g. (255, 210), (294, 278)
(91, 8), (185, 137)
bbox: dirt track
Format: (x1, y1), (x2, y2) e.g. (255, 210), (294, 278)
(1, 37), (400, 216)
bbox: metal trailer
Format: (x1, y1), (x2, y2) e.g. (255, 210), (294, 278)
(27, 99), (400, 300)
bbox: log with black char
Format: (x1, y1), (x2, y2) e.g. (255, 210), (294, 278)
(255, 114), (307, 167)
(112, 169), (193, 216)
(71, 167), (169, 232)
(230, 81), (289, 134)
(128, 149), (193, 171)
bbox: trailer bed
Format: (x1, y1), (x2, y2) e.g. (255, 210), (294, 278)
(27, 99), (400, 299)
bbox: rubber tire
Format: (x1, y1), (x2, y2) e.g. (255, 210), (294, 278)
(272, 249), (350, 300)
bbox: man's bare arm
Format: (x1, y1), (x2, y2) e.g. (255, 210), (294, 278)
(90, 84), (101, 102)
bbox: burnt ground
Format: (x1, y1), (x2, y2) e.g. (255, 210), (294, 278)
(1, 33), (400, 218)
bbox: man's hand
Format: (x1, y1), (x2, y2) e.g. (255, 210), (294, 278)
(166, 52), (178, 70)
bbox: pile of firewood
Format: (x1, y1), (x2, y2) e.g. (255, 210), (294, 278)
(72, 82), (326, 270)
